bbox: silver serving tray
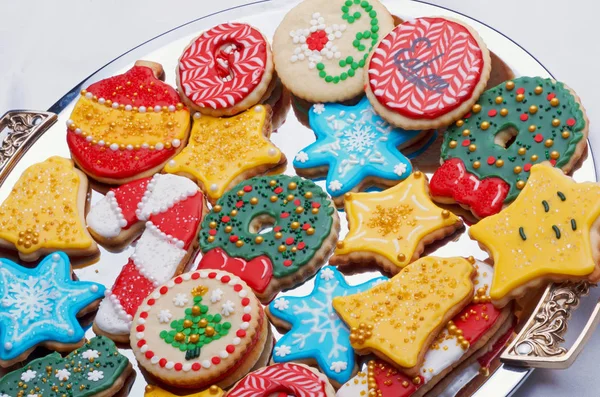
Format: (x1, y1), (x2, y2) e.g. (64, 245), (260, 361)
(1, 1), (598, 396)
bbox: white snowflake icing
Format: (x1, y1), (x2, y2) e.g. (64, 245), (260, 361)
(221, 300), (235, 317)
(157, 309), (173, 324)
(21, 370), (37, 382)
(320, 267), (335, 281)
(312, 104), (326, 114)
(173, 293), (188, 307)
(273, 298), (290, 311)
(295, 151), (309, 163)
(275, 345), (292, 357)
(394, 163), (408, 176)
(328, 180), (343, 192)
(2, 277), (59, 325)
(342, 123), (376, 153)
(210, 288), (223, 303)
(289, 13), (345, 69)
(330, 361), (348, 373)
(82, 349), (99, 360)
(55, 369), (71, 381)
(87, 370), (104, 382)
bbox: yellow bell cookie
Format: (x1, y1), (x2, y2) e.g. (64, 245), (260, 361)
(330, 171), (463, 274)
(0, 156), (98, 262)
(470, 164), (600, 307)
(333, 256), (476, 375)
(164, 105), (285, 203)
(144, 385), (223, 397)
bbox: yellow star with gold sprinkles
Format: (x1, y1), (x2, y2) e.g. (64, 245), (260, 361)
(333, 256), (476, 374)
(145, 384), (223, 397)
(164, 105), (285, 203)
(470, 164), (600, 307)
(330, 171), (463, 274)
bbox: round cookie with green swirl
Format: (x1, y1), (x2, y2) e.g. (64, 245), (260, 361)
(272, 0), (394, 103)
(198, 175), (340, 303)
(430, 77), (589, 219)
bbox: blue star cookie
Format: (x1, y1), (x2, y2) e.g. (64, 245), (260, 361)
(293, 96), (424, 200)
(0, 252), (105, 363)
(268, 266), (386, 385)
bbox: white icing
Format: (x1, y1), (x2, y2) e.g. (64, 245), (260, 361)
(211, 288), (223, 303)
(273, 298), (289, 311)
(21, 370), (37, 382)
(337, 372), (368, 397)
(55, 369), (71, 381)
(320, 267), (335, 281)
(173, 293), (189, 307)
(420, 334), (466, 383)
(330, 361), (348, 373)
(87, 370), (104, 381)
(136, 174), (198, 221)
(221, 300), (235, 316)
(82, 349), (99, 360)
(86, 191), (125, 238)
(94, 297), (131, 334)
(274, 345), (291, 357)
(158, 309), (173, 324)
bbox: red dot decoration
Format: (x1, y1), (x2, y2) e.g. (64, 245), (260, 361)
(294, 199), (301, 206)
(147, 299), (155, 306)
(311, 202), (321, 208)
(160, 286), (168, 295)
(221, 275), (231, 283)
(159, 358), (167, 367)
(298, 242), (306, 250)
(209, 229), (217, 236)
(302, 223), (311, 230)
(284, 259), (293, 267)
(242, 314), (251, 322)
(192, 363), (201, 371)
(567, 118), (576, 127)
(243, 186), (253, 192)
(192, 272), (200, 280)
(229, 235), (239, 243)
(547, 93), (556, 101)
(221, 216), (230, 223)
(550, 159), (557, 166)
(488, 109), (497, 117)
(226, 345), (236, 353)
(274, 187), (283, 194)
(487, 156), (496, 165)
(174, 363), (183, 371)
(520, 114), (529, 122)
(281, 212), (290, 219)
(233, 284), (242, 292)
(462, 139), (471, 147)
(236, 330), (247, 337)
(524, 163), (532, 172)
(140, 312), (148, 319)
(236, 201), (244, 208)
(516, 87), (525, 95)
(145, 351), (154, 359)
(534, 134), (544, 143)
(209, 272), (217, 279)
(174, 277), (182, 284)
(241, 297), (250, 306)
(285, 237), (295, 245)
(136, 324), (145, 332)
(212, 356), (221, 365)
(137, 340), (146, 347)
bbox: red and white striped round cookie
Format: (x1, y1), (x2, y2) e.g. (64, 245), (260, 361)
(365, 17), (491, 129)
(130, 269), (269, 389)
(177, 22), (274, 117)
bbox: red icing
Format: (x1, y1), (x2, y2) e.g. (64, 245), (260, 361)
(547, 93), (556, 101)
(462, 139), (471, 147)
(307, 30), (329, 51)
(368, 17), (484, 119)
(430, 158), (510, 218)
(516, 87), (525, 95)
(453, 303), (503, 345)
(197, 248), (273, 293)
(371, 360), (423, 397)
(534, 134), (544, 143)
(567, 118), (576, 127)
(488, 109), (497, 117)
(520, 114), (529, 122)
(112, 177), (151, 228)
(477, 322), (515, 369)
(486, 156), (496, 165)
(111, 259), (156, 317)
(524, 163), (532, 172)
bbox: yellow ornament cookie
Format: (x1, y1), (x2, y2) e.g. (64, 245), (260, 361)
(470, 164), (600, 307)
(330, 171), (463, 274)
(0, 156), (98, 262)
(333, 256), (476, 376)
(164, 105), (286, 203)
(144, 384), (223, 397)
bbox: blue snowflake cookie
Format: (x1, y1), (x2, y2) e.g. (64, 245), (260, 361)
(293, 96), (425, 203)
(267, 266), (386, 385)
(0, 252), (105, 363)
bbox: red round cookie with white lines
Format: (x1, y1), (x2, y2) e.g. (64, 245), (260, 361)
(177, 23), (274, 117)
(130, 269), (269, 389)
(365, 17), (491, 129)
(226, 363), (336, 397)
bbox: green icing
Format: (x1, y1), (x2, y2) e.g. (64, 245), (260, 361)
(160, 295), (231, 360)
(200, 175), (335, 279)
(0, 336), (129, 397)
(441, 76), (585, 202)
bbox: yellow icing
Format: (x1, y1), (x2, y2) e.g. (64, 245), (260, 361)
(144, 385), (223, 397)
(69, 96), (190, 146)
(0, 156), (93, 254)
(334, 172), (462, 269)
(164, 105), (283, 201)
(333, 256), (475, 369)
(469, 164), (600, 304)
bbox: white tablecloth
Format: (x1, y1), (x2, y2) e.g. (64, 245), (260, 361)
(1, 0), (598, 395)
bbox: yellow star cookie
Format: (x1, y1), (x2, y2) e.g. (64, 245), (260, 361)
(164, 105), (285, 203)
(0, 156), (98, 262)
(470, 164), (600, 307)
(144, 385), (223, 397)
(330, 171), (463, 274)
(333, 256), (476, 375)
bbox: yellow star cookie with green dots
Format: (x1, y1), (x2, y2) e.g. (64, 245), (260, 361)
(333, 256), (476, 375)
(330, 171), (464, 274)
(164, 105), (286, 203)
(470, 164), (600, 307)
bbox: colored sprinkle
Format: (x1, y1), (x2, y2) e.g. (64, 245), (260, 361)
(542, 200), (549, 212)
(557, 191), (566, 201)
(552, 225), (561, 239)
(571, 219), (577, 231)
(519, 227), (527, 241)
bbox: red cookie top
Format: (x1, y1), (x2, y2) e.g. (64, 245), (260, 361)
(368, 17), (484, 119)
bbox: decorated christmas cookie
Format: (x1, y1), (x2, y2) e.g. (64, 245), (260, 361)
(0, 336), (132, 397)
(226, 362), (337, 397)
(430, 77), (589, 218)
(177, 23), (275, 117)
(164, 105), (285, 204)
(0, 252), (105, 367)
(267, 267), (386, 386)
(330, 171), (463, 274)
(130, 269), (269, 389)
(92, 174), (205, 343)
(197, 175), (340, 303)
(469, 164), (600, 307)
(0, 156), (98, 261)
(365, 17), (491, 130)
(294, 96), (428, 206)
(333, 256), (476, 375)
(67, 61), (191, 184)
(272, 0), (395, 102)
(145, 384), (223, 397)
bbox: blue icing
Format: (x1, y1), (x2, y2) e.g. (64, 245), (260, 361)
(0, 252), (105, 361)
(294, 96), (422, 197)
(268, 266), (387, 384)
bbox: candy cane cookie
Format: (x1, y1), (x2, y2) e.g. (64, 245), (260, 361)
(67, 61), (191, 185)
(90, 174), (206, 343)
(177, 23), (275, 117)
(365, 17), (491, 130)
